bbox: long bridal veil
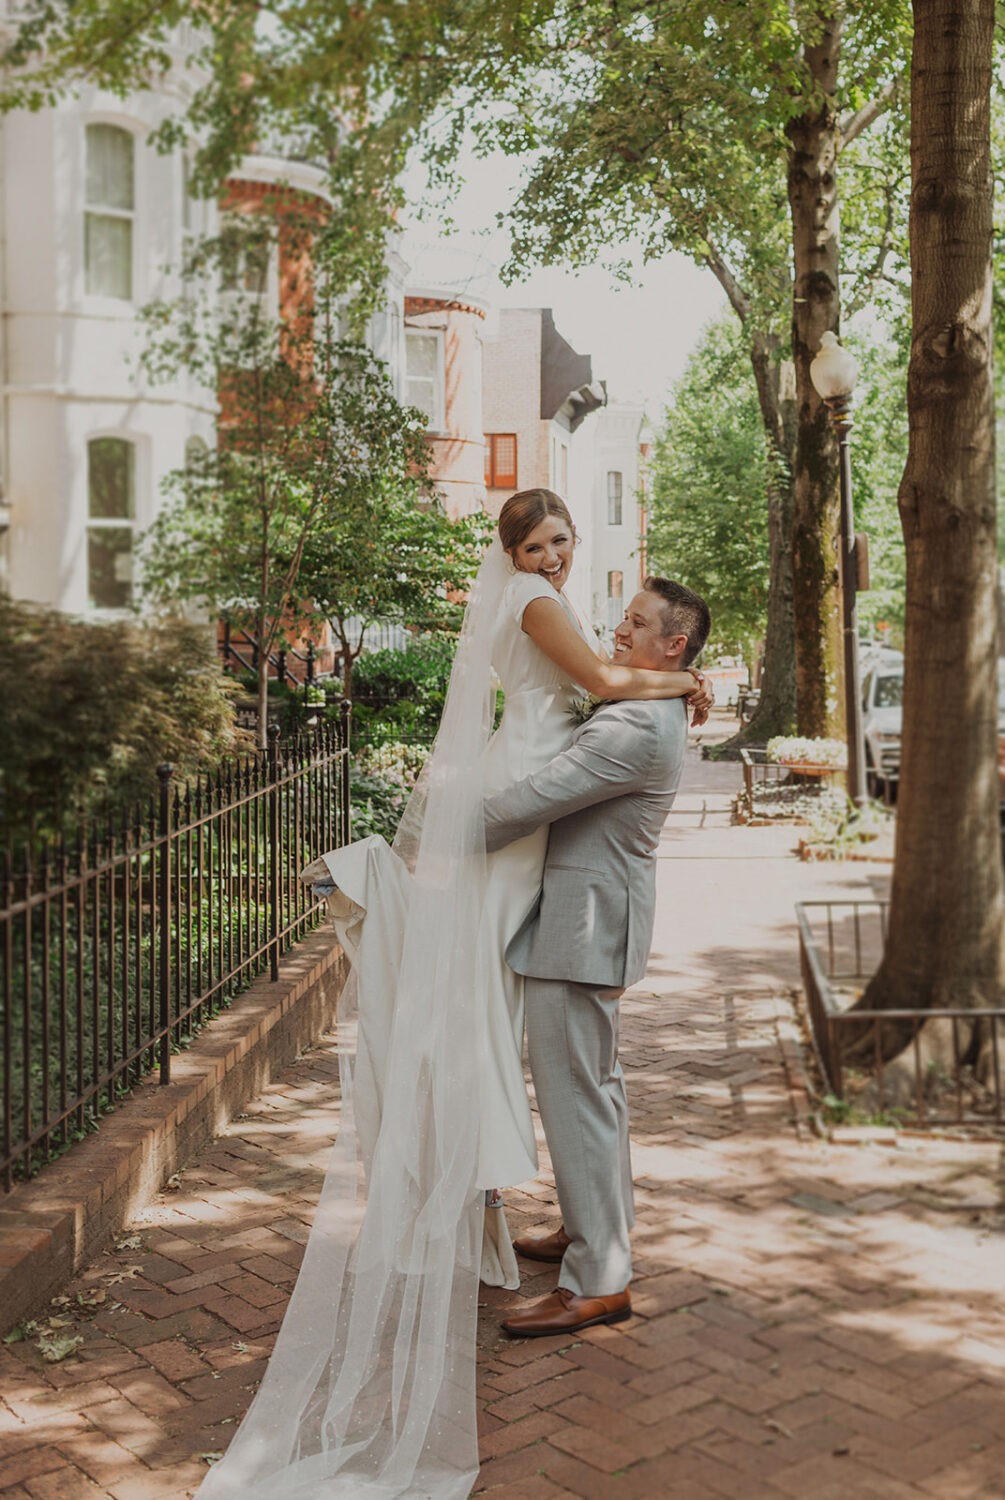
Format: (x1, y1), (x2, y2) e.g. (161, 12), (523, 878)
(196, 541), (512, 1500)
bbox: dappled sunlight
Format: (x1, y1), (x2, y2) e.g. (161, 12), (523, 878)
(1, 762), (1002, 1498)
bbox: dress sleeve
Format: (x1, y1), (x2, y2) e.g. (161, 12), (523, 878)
(504, 571), (562, 629)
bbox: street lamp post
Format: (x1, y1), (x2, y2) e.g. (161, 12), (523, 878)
(809, 331), (868, 807)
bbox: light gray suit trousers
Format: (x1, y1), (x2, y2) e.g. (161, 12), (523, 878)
(484, 699), (687, 1295)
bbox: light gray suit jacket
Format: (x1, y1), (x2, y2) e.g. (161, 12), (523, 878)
(484, 698), (688, 988)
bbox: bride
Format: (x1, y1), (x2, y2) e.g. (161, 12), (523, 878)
(196, 489), (710, 1500)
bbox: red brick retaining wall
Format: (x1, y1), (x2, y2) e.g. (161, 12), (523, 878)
(0, 929), (345, 1337)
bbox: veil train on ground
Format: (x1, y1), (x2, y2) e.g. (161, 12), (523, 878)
(195, 542), (513, 1499)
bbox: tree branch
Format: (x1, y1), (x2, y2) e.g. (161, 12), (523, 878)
(840, 78), (898, 147)
(845, 177), (900, 318)
(703, 239), (750, 324)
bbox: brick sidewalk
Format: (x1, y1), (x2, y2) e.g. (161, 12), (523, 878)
(2, 746), (1003, 1499)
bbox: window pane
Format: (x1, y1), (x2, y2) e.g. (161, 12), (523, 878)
(243, 238), (270, 294)
(875, 674), (904, 708)
(406, 332), (438, 379)
(86, 124), (134, 211)
(406, 377), (437, 425)
(85, 213), (132, 299)
(493, 434), (517, 488)
(607, 569), (623, 599)
(607, 471), (623, 525)
(219, 226), (243, 290)
(88, 527), (134, 609)
(483, 439), (492, 486)
(89, 438), (135, 519)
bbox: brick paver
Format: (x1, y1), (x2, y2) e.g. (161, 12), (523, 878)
(2, 728), (1003, 1498)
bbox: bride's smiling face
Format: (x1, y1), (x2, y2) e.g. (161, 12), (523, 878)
(511, 516), (576, 591)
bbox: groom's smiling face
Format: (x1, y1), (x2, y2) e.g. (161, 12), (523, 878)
(613, 591), (688, 672)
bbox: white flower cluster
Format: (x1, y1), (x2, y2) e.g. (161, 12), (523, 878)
(766, 735), (847, 769)
(355, 740), (430, 788)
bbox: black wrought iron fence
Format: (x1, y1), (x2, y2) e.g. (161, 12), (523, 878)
(797, 899), (1005, 1125)
(0, 715), (350, 1190)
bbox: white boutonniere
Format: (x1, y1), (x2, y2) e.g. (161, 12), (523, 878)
(569, 693), (608, 726)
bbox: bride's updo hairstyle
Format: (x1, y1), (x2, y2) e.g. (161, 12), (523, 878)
(498, 489), (576, 565)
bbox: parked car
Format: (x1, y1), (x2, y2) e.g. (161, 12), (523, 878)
(861, 658), (904, 798)
(862, 656), (1003, 806)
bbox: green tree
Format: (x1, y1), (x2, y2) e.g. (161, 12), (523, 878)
(138, 212), (432, 745)
(297, 486), (490, 700)
(650, 315), (908, 674)
(2, 2), (914, 746)
(401, 1), (910, 745)
(647, 318), (772, 665)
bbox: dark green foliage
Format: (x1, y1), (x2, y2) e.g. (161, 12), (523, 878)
(352, 638), (457, 697)
(351, 638), (457, 747)
(0, 598), (248, 842)
(348, 642), (458, 837)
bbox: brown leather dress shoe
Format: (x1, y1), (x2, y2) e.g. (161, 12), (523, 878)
(501, 1286), (631, 1338)
(512, 1225), (572, 1263)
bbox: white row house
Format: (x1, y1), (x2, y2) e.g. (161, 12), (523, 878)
(0, 57), (649, 636)
(0, 22), (218, 614)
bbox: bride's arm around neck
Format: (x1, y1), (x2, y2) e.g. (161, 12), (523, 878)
(520, 594), (695, 703)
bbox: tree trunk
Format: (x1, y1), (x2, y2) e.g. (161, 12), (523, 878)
(786, 15), (845, 738)
(716, 336), (797, 752)
(853, 0), (1004, 1053)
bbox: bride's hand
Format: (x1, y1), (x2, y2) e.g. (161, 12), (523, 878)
(686, 672), (714, 727)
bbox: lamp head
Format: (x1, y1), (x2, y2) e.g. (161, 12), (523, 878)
(810, 331), (859, 401)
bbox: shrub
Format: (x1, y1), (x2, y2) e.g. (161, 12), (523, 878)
(349, 740), (430, 842)
(351, 637), (457, 747)
(0, 598), (250, 841)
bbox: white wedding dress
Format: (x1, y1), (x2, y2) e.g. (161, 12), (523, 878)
(314, 569), (589, 1205)
(196, 546), (593, 1500)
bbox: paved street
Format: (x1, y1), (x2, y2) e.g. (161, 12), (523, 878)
(1, 735), (1003, 1499)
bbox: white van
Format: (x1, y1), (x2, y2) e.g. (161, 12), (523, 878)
(861, 659), (904, 797)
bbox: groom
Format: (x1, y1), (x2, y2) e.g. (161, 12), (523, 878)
(483, 576), (711, 1338)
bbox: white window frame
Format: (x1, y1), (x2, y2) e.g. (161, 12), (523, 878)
(404, 327), (445, 431)
(83, 119), (139, 305)
(218, 214), (281, 326)
(607, 471), (624, 526)
(86, 434), (138, 613)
